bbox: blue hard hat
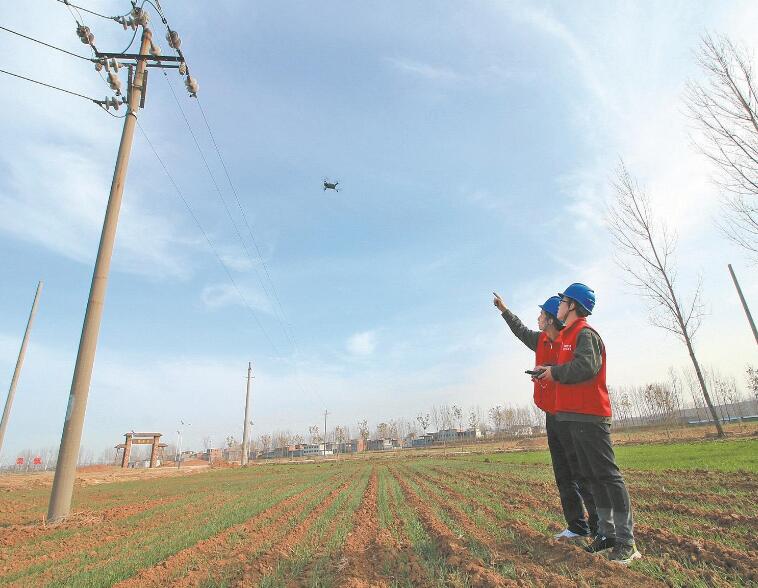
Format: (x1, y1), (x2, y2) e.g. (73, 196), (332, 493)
(559, 283), (596, 314)
(538, 295), (563, 324)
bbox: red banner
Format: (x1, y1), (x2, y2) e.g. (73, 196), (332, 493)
(16, 457), (24, 465)
(33, 456), (42, 465)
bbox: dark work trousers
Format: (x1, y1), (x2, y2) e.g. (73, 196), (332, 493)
(546, 413), (598, 536)
(568, 420), (635, 546)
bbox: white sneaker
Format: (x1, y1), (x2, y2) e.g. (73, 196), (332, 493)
(554, 528), (582, 539)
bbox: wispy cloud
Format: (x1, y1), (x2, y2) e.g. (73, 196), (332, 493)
(346, 330), (377, 356)
(386, 57), (460, 82)
(200, 282), (273, 313)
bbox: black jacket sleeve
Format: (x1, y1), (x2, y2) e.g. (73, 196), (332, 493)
(501, 309), (539, 352)
(551, 328), (603, 384)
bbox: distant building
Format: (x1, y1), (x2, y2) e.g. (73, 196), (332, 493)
(202, 448), (223, 462)
(432, 428), (483, 443)
(366, 438), (399, 451)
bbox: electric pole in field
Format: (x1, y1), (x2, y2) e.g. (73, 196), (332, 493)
(47, 6), (197, 521)
(728, 264), (758, 346)
(0, 281), (43, 458)
(242, 362), (253, 466)
(323, 410), (329, 456)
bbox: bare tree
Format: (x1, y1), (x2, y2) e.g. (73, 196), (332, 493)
(258, 434), (271, 455)
(357, 419), (370, 450)
(686, 34), (758, 260)
(416, 413), (430, 434)
(747, 365), (758, 408)
(274, 431), (290, 453)
(608, 163), (724, 436)
(488, 405), (505, 434)
(451, 405), (463, 430)
(308, 425), (321, 445)
(468, 409), (478, 431)
(334, 426), (347, 456)
(430, 405), (440, 432)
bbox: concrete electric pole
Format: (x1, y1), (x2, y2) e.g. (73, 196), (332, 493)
(241, 362), (253, 465)
(728, 264), (758, 346)
(0, 280), (43, 457)
(47, 27), (154, 523)
(323, 410), (329, 456)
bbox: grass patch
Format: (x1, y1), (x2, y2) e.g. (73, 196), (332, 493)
(478, 438), (757, 472)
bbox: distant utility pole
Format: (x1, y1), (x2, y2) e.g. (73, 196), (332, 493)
(241, 362), (253, 466)
(48, 22), (181, 522)
(728, 264), (758, 346)
(0, 281), (43, 457)
(323, 410), (329, 456)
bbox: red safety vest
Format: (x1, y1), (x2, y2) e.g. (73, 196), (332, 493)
(534, 332), (558, 414)
(553, 318), (611, 417)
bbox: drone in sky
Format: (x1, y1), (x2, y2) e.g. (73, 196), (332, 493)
(323, 178), (340, 192)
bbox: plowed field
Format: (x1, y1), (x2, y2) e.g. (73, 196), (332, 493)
(1, 438), (756, 587)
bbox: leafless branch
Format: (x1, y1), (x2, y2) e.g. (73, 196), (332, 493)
(686, 33), (758, 261)
(607, 161), (724, 436)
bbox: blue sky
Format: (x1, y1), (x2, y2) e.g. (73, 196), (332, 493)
(1, 1), (756, 463)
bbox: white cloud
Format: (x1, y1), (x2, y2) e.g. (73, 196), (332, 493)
(346, 330), (377, 356)
(386, 57), (460, 81)
(200, 282), (272, 314)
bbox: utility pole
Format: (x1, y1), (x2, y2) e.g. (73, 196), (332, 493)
(176, 428), (182, 468)
(0, 281), (43, 457)
(728, 264), (758, 346)
(241, 362), (253, 466)
(47, 28), (153, 523)
(323, 410), (329, 457)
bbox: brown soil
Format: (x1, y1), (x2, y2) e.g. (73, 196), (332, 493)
(115, 474), (336, 587)
(332, 467), (430, 588)
(411, 466), (660, 587)
(430, 465), (758, 584)
(391, 467), (517, 587)
(230, 471), (363, 587)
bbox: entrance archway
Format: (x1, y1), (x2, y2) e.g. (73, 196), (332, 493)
(115, 432), (166, 468)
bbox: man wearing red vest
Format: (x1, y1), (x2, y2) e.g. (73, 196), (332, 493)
(536, 283), (641, 564)
(494, 293), (597, 541)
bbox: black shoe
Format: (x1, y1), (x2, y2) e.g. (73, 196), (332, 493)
(584, 535), (616, 554)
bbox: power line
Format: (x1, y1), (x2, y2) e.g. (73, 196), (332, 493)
(147, 5), (324, 408)
(160, 70), (293, 350)
(136, 121), (283, 356)
(0, 25), (92, 61)
(54, 0), (133, 21)
(0, 67), (123, 116)
(0, 67), (97, 102)
(195, 97), (299, 352)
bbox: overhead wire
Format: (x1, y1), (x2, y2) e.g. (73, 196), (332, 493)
(54, 0), (133, 21)
(160, 70), (294, 352)
(0, 25), (92, 61)
(141, 0), (300, 355)
(137, 120), (283, 356)
(142, 2), (325, 408)
(195, 97), (300, 353)
(0, 67), (98, 102)
(149, 5), (327, 407)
